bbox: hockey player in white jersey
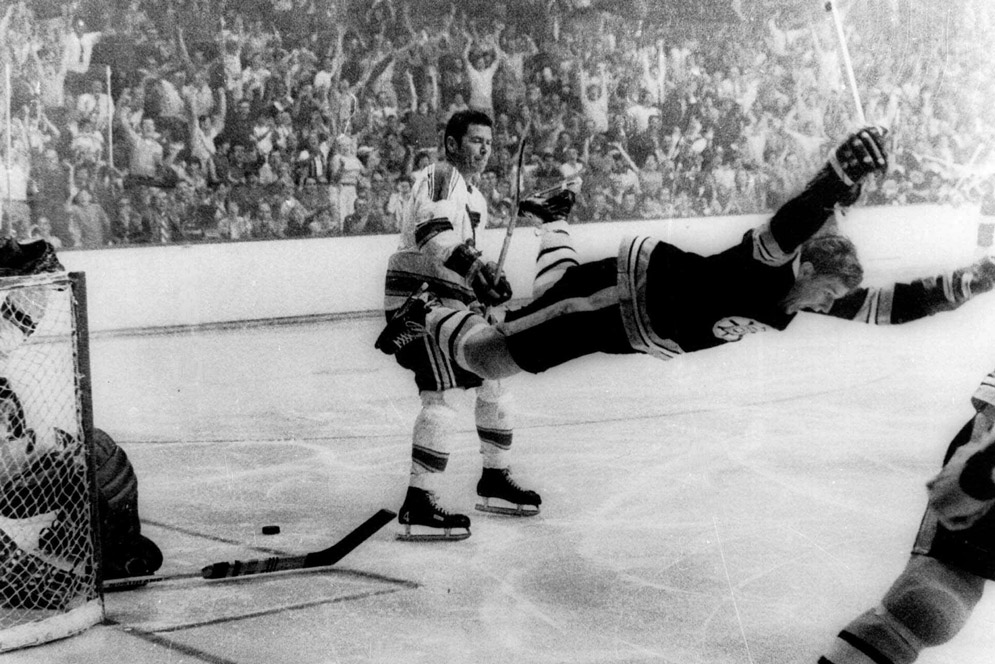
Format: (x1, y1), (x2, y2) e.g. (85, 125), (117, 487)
(816, 368), (995, 664)
(383, 109), (538, 542)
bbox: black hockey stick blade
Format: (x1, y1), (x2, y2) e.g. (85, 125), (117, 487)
(102, 570), (204, 592)
(202, 509), (396, 579)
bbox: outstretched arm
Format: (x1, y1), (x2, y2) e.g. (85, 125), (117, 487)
(825, 255), (995, 324)
(766, 127), (888, 256)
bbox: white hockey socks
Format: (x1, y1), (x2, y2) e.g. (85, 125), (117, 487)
(533, 220), (579, 298)
(475, 380), (513, 469)
(409, 391), (458, 493)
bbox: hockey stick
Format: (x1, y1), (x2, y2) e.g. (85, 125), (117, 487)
(102, 509), (396, 591)
(495, 118), (532, 277)
(825, 1), (866, 125)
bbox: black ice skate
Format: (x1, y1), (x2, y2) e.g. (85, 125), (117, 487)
(517, 189), (576, 224)
(475, 468), (541, 517)
(396, 486), (471, 541)
(374, 284), (437, 355)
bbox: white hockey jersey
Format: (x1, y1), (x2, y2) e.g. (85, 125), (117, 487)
(386, 163), (490, 313)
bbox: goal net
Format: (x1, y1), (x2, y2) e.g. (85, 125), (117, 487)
(0, 272), (102, 652)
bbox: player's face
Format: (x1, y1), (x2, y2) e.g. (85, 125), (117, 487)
(450, 124), (492, 177)
(782, 270), (851, 315)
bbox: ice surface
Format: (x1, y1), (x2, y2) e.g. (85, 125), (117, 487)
(7, 296), (995, 663)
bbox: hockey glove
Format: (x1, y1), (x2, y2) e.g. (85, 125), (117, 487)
(828, 126), (889, 187)
(444, 242), (513, 307)
(968, 255), (995, 295)
(518, 189), (577, 224)
(469, 260), (513, 307)
(927, 419), (995, 530)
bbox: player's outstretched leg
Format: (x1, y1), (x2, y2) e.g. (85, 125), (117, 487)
(476, 467), (541, 516)
(520, 189), (579, 298)
(396, 486), (471, 542)
(375, 283), (437, 355)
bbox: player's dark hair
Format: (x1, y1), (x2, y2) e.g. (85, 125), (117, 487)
(800, 234), (863, 289)
(444, 110), (492, 158)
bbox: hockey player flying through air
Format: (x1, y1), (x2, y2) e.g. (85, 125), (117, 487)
(377, 126), (995, 387)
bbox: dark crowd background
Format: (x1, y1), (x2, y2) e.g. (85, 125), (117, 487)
(0, 0), (993, 249)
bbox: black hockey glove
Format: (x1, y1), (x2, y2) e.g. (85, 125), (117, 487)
(968, 255), (995, 295)
(828, 126), (888, 187)
(518, 189), (576, 224)
(960, 440), (995, 501)
(468, 260), (513, 307)
(444, 242), (513, 306)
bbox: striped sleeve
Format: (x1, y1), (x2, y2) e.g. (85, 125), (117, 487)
(825, 287), (894, 324)
(972, 370), (995, 411)
(409, 167), (464, 266)
(826, 262), (990, 325)
(750, 221), (798, 267)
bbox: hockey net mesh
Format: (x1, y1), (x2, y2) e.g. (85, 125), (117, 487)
(0, 272), (102, 652)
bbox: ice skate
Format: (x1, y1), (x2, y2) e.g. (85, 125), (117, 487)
(375, 284), (437, 355)
(475, 467), (541, 516)
(396, 486), (471, 541)
(517, 188), (576, 225)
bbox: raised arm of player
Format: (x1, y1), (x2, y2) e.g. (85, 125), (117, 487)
(766, 126), (888, 256)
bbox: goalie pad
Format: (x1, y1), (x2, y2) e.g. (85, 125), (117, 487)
(93, 428), (162, 579)
(0, 527), (85, 610)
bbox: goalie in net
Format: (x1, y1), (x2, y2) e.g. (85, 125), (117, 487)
(0, 239), (162, 616)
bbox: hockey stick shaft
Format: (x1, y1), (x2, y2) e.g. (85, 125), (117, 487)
(496, 119), (532, 277)
(101, 509), (396, 590)
(203, 508), (396, 579)
(825, 1), (866, 125)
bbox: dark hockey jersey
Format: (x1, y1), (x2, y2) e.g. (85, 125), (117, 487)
(642, 229), (799, 354)
(634, 231), (994, 356)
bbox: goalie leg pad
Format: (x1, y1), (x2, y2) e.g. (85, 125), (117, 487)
(881, 554), (983, 648)
(0, 528), (84, 610)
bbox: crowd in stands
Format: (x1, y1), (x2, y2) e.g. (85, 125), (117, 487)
(0, 0), (993, 249)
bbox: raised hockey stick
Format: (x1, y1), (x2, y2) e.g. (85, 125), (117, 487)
(825, 0), (866, 125)
(102, 509), (396, 591)
(495, 118), (532, 277)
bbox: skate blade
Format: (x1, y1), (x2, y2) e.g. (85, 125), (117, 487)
(475, 498), (540, 517)
(396, 524), (471, 542)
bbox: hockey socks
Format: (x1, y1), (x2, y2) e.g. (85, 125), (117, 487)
(533, 220), (579, 298)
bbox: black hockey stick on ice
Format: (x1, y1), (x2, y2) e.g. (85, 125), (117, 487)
(102, 509), (396, 591)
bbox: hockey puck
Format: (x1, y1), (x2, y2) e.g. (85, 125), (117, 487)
(261, 525), (280, 535)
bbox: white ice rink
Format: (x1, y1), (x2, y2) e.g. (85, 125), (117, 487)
(7, 297), (995, 663)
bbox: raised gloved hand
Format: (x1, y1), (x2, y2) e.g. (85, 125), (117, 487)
(828, 126), (889, 186)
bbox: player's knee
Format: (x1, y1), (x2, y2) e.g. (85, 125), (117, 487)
(882, 556), (983, 647)
(463, 329), (520, 379)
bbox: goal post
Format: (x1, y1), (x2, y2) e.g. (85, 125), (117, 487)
(0, 271), (103, 652)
